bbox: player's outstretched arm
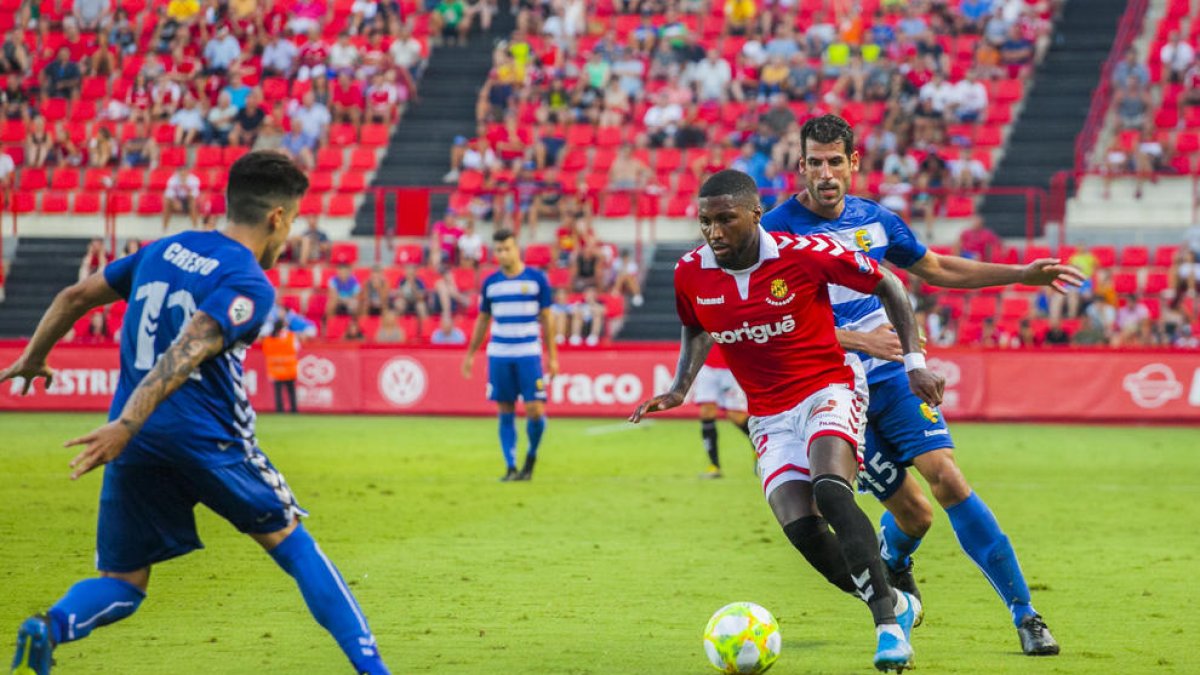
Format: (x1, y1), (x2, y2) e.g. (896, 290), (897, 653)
(909, 251), (1086, 294)
(873, 269), (944, 408)
(0, 272), (122, 394)
(629, 325), (712, 423)
(65, 311), (225, 479)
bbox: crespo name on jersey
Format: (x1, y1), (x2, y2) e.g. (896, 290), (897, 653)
(709, 315), (797, 345)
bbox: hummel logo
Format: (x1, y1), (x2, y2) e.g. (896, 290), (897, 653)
(852, 569), (875, 602)
(218, 441), (235, 451)
(697, 296), (725, 305)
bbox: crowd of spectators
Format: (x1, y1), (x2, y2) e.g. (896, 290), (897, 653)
(913, 219), (1200, 349)
(437, 0), (1058, 238)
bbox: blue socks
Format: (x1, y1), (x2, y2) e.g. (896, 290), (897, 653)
(47, 577), (145, 643)
(947, 493), (1036, 626)
(526, 416), (545, 463)
(879, 510), (922, 571)
(270, 525), (387, 674)
(498, 412), (517, 469)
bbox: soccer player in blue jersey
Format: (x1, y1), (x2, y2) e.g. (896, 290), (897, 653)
(461, 228), (559, 482)
(3, 151), (389, 675)
(762, 114), (1085, 656)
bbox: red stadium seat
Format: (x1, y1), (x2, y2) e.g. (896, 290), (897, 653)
(195, 146), (223, 168)
(560, 148), (588, 171)
(223, 146), (248, 165)
(602, 191), (633, 217)
(1023, 245), (1051, 263)
(547, 267), (571, 288)
(299, 194), (324, 216)
(1112, 272), (1138, 295)
(307, 171), (334, 193)
(331, 242), (358, 265)
(458, 170), (484, 193)
(394, 244), (424, 265)
(349, 148), (378, 171)
(49, 169), (79, 190)
(1145, 271), (1170, 294)
(999, 295), (1030, 320)
(337, 171), (366, 193)
(83, 168), (112, 190)
(107, 191), (134, 214)
(147, 168), (173, 191)
(72, 191), (101, 214)
(136, 192), (164, 215)
(966, 295), (998, 320)
(316, 147), (344, 171)
(595, 126), (624, 147)
(1119, 245), (1149, 267)
(329, 123), (357, 146)
(1154, 246), (1179, 266)
(19, 168), (47, 191)
(665, 193), (695, 218)
(654, 148), (681, 173)
(286, 266), (315, 288)
(69, 99), (97, 123)
(40, 97), (68, 122)
(566, 124), (595, 147)
(159, 146), (186, 168)
(8, 191), (34, 213)
(262, 77), (289, 101)
(524, 244), (553, 268)
(0, 119), (24, 143)
(359, 124), (390, 147)
(1090, 245), (1117, 268)
(591, 148), (616, 172)
(326, 194), (356, 216)
(115, 167), (144, 191)
(41, 192), (69, 213)
(80, 75), (107, 100)
(305, 293), (329, 321)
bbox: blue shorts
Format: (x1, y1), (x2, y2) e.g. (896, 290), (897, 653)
(858, 373), (955, 501)
(96, 439), (306, 573)
(486, 355), (546, 403)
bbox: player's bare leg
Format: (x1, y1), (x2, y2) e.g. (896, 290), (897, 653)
(907, 448), (1059, 656)
(256, 519), (390, 674)
(810, 435), (916, 672)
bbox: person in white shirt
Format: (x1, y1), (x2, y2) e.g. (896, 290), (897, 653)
(684, 49), (732, 102)
(290, 90), (331, 148)
(262, 34), (299, 78)
(1160, 31), (1196, 84)
(0, 150), (14, 190)
(642, 93), (683, 146)
(456, 220), (484, 266)
(170, 94), (206, 145)
(949, 72), (989, 123)
(162, 166), (201, 231)
(202, 26), (241, 75)
(389, 23), (425, 79)
(918, 73), (955, 115)
(329, 33), (360, 76)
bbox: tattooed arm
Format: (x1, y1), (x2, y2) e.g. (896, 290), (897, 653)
(65, 311), (226, 479)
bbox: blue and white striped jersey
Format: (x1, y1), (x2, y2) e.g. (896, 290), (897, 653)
(103, 230), (275, 466)
(762, 194), (927, 385)
(479, 267), (552, 358)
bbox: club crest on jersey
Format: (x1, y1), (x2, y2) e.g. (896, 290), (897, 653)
(228, 295), (254, 326)
(766, 278), (795, 306)
(855, 229), (873, 251)
(920, 402), (939, 424)
(855, 252), (873, 274)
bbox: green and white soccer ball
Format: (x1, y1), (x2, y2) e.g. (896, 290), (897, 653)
(702, 602), (782, 674)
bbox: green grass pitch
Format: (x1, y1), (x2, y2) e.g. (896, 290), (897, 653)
(2, 412), (1197, 673)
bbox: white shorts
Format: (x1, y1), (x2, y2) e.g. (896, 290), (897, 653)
(692, 366), (748, 412)
(750, 383), (868, 498)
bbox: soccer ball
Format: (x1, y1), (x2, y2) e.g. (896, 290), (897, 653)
(702, 602), (782, 674)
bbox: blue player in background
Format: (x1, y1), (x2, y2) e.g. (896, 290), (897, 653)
(3, 151), (389, 674)
(763, 115), (1085, 656)
(462, 228), (559, 482)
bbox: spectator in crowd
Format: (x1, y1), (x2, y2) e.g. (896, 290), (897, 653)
(395, 264), (431, 328)
(262, 33), (299, 79)
(390, 22), (426, 83)
(361, 266), (393, 317)
(87, 126), (119, 167)
(568, 286), (605, 347)
(205, 90), (239, 145)
(295, 27), (331, 80)
(1042, 317), (1071, 346)
(88, 30), (119, 77)
(291, 90), (332, 150)
(1170, 247), (1199, 308)
(432, 0), (468, 46)
(170, 94), (206, 145)
(262, 318), (301, 414)
(1112, 47), (1150, 88)
(326, 264), (364, 317)
(0, 30), (32, 75)
(431, 267), (470, 318)
(297, 218), (331, 264)
(1071, 314), (1109, 346)
(203, 25), (241, 75)
(122, 239), (141, 257)
(281, 125), (316, 170)
(150, 75), (183, 120)
(1132, 124), (1166, 199)
(430, 314), (467, 345)
(366, 71), (405, 124)
(548, 287), (572, 344)
(951, 70), (989, 123)
(571, 240), (605, 293)
(878, 170), (914, 217)
(957, 217), (1003, 262)
(288, 0), (329, 36)
(2, 75), (33, 123)
(73, 311), (113, 345)
(643, 92), (683, 147)
(608, 249), (643, 308)
(42, 47), (82, 101)
(121, 121), (159, 168)
(253, 114), (286, 152)
(608, 144), (653, 191)
(52, 125), (85, 167)
(331, 70), (366, 125)
(1114, 75), (1152, 130)
(430, 215), (464, 267)
(457, 220), (485, 267)
(0, 148), (14, 189)
(374, 309), (408, 344)
(25, 116), (55, 168)
(1160, 31), (1195, 85)
(78, 238), (110, 282)
(342, 317), (366, 341)
(163, 165), (201, 231)
(229, 89), (266, 146)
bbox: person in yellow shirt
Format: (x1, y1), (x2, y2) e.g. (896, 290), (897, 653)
(725, 0), (756, 36)
(166, 0), (200, 22)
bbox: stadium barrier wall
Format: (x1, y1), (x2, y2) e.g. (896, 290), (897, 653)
(1, 342), (1198, 423)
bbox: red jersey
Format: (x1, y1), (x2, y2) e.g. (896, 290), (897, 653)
(674, 231), (883, 417)
(703, 348), (727, 369)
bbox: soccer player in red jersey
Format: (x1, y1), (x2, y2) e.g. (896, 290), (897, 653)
(630, 170), (942, 672)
